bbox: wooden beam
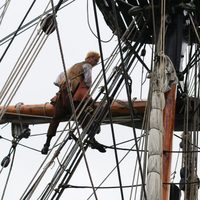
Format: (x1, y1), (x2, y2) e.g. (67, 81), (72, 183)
(163, 84), (177, 200)
(0, 100), (147, 125)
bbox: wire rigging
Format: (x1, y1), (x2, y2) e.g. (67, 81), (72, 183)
(0, 0), (11, 26)
(93, 1), (125, 200)
(86, 0), (115, 43)
(110, 1), (148, 199)
(0, 1), (166, 199)
(37, 23), (147, 198)
(0, 0), (67, 122)
(0, 0), (75, 46)
(1, 142), (17, 200)
(22, 39), (146, 200)
(0, 0), (37, 63)
(20, 43), (121, 199)
(86, 132), (146, 200)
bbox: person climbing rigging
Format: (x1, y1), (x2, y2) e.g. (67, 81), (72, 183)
(41, 51), (106, 154)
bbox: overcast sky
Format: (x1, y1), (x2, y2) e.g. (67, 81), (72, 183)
(0, 1), (185, 200)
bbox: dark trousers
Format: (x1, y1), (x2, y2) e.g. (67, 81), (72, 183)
(47, 87), (72, 137)
(47, 87), (93, 138)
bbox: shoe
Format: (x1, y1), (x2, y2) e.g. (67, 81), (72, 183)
(89, 138), (106, 153)
(41, 144), (49, 155)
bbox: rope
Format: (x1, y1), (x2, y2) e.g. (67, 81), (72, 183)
(0, 135), (41, 152)
(33, 50), (122, 198)
(34, 50), (124, 197)
(0, 31), (46, 119)
(93, 1), (125, 199)
(110, 1), (147, 199)
(0, 0), (11, 26)
(86, 0), (115, 43)
(19, 0), (104, 197)
(0, 0), (75, 46)
(42, 44), (145, 199)
(0, 2), (143, 200)
(1, 145), (17, 200)
(19, 3), (151, 199)
(19, 2), (80, 198)
(49, 1), (97, 199)
(184, 48), (200, 198)
(0, 0), (37, 63)
(86, 133), (146, 200)
(17, 3), (200, 200)
(189, 13), (200, 44)
(15, 102), (24, 130)
(0, 1), (58, 121)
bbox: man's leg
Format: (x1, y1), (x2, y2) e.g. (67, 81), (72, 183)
(41, 90), (69, 154)
(41, 118), (60, 154)
(76, 101), (106, 153)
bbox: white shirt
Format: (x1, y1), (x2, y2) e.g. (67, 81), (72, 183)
(82, 63), (92, 88)
(54, 72), (66, 87)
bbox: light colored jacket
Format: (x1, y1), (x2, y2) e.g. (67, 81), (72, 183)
(55, 61), (92, 101)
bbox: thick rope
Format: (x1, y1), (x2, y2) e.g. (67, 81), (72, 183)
(0, 0), (11, 26)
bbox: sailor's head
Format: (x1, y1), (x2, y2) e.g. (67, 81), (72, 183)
(85, 51), (100, 66)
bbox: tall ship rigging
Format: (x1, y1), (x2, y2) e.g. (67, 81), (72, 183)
(0, 0), (200, 200)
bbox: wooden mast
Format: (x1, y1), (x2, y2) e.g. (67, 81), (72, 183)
(163, 84), (177, 200)
(162, 2), (184, 199)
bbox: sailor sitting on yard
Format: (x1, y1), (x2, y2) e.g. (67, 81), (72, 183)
(41, 51), (106, 154)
